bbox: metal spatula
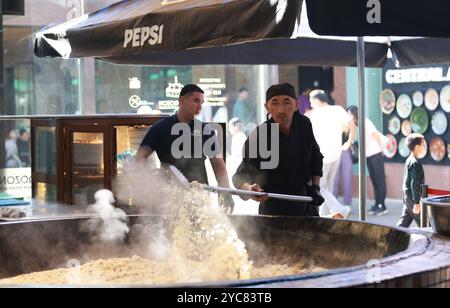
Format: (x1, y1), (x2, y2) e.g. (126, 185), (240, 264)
(168, 165), (312, 203)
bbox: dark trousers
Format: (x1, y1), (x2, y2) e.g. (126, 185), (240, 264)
(397, 195), (420, 228)
(367, 153), (386, 206)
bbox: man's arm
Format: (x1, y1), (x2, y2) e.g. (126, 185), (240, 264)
(308, 118), (324, 180)
(135, 146), (154, 163)
(232, 159), (269, 203)
(210, 156), (231, 188)
(210, 156), (236, 213)
(311, 175), (321, 187)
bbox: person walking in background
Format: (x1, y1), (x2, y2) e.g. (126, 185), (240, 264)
(232, 87), (253, 128)
(308, 90), (355, 218)
(397, 133), (426, 228)
(297, 88), (313, 115)
(347, 106), (389, 216)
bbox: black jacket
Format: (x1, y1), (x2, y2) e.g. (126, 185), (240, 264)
(233, 112), (323, 216)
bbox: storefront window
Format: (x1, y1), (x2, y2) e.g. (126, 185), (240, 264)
(94, 62), (265, 126)
(1, 1), (271, 203)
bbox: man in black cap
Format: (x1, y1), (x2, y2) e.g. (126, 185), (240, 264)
(136, 84), (234, 212)
(233, 83), (324, 216)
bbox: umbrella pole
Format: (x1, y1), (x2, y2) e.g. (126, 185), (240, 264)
(357, 37), (367, 221)
(0, 1), (4, 115)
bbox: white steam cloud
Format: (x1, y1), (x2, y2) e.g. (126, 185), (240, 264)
(83, 189), (129, 243)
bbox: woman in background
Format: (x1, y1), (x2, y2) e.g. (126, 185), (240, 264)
(333, 109), (354, 209)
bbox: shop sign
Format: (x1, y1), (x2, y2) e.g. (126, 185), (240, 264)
(0, 168), (32, 199)
(159, 76), (183, 111)
(197, 78), (226, 107)
(386, 67), (450, 84)
(123, 25), (164, 48)
(129, 77), (141, 89)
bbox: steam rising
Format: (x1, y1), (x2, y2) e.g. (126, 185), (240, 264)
(83, 189), (129, 243)
(114, 160), (252, 281)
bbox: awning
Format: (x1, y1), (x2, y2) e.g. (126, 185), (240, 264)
(305, 0), (450, 37)
(34, 0), (302, 59)
(34, 0), (450, 67)
(34, 0), (388, 67)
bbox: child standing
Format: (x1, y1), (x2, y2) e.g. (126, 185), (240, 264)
(397, 133), (426, 228)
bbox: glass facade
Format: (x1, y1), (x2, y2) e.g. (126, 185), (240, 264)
(0, 1), (274, 201)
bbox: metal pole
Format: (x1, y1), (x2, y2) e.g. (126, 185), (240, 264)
(420, 184), (429, 228)
(0, 1), (5, 167)
(357, 37), (367, 221)
(0, 0), (4, 115)
(76, 0), (85, 114)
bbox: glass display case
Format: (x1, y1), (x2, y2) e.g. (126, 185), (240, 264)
(31, 115), (226, 206)
(31, 115), (163, 205)
(70, 131), (106, 205)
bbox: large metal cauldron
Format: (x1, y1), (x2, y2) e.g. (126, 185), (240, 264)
(0, 215), (423, 287)
(423, 195), (450, 237)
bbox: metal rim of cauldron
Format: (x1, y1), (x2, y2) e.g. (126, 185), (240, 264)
(423, 195), (450, 207)
(423, 195), (450, 238)
(160, 218), (433, 288)
(0, 215), (432, 288)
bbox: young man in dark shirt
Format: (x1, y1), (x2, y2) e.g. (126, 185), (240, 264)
(397, 133), (426, 228)
(136, 84), (234, 212)
(233, 83), (324, 217)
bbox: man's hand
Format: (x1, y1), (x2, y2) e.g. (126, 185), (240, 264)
(306, 184), (325, 206)
(413, 204), (421, 215)
(219, 193), (235, 215)
(241, 183), (269, 202)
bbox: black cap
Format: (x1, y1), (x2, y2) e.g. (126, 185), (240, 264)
(266, 83), (297, 102)
(180, 84), (204, 97)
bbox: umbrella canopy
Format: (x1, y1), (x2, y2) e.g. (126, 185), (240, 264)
(34, 0), (388, 67)
(390, 38), (450, 67)
(35, 0), (302, 59)
(305, 0), (450, 37)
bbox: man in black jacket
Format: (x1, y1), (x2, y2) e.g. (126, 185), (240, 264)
(233, 83), (324, 216)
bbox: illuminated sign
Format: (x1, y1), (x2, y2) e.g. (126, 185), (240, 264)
(165, 76), (183, 98)
(386, 67), (450, 84)
(0, 168), (32, 199)
(198, 78), (227, 107)
(129, 77), (141, 89)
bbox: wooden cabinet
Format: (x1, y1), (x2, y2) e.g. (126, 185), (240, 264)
(31, 115), (164, 205)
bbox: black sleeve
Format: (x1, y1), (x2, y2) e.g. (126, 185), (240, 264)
(232, 133), (265, 189)
(307, 118), (324, 178)
(140, 123), (162, 151)
(410, 162), (425, 204)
